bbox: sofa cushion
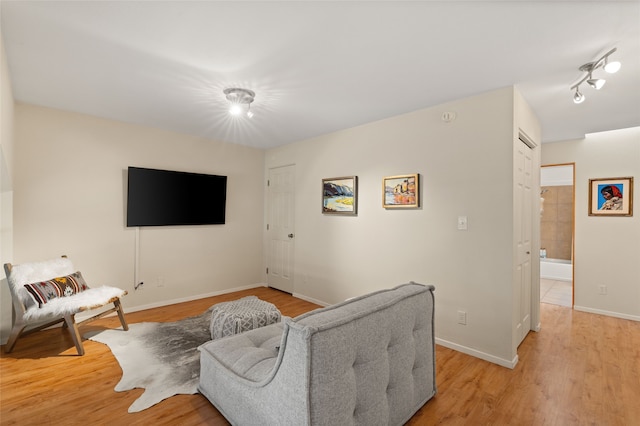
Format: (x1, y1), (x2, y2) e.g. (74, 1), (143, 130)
(24, 271), (89, 307)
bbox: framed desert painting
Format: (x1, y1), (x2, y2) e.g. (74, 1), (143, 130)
(588, 177), (633, 216)
(322, 176), (357, 215)
(383, 173), (419, 208)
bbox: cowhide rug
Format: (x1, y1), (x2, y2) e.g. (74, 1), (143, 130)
(84, 307), (213, 413)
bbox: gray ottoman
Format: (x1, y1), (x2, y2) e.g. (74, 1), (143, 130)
(210, 296), (281, 340)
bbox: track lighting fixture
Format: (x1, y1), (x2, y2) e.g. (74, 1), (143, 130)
(570, 47), (620, 104)
(223, 88), (255, 118)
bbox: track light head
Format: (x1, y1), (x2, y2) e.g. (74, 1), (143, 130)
(587, 77), (606, 90)
(604, 58), (621, 73)
(573, 87), (585, 104)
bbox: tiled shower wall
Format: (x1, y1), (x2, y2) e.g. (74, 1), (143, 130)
(541, 185), (573, 260)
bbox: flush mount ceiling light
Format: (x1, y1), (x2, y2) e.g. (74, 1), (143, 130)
(570, 47), (621, 104)
(223, 88), (255, 118)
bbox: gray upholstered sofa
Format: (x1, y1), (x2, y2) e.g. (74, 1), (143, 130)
(198, 282), (436, 425)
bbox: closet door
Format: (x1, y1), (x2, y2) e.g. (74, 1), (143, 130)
(515, 139), (533, 346)
(266, 165), (295, 293)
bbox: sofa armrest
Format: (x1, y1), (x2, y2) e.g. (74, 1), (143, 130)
(199, 322), (284, 383)
(199, 319), (313, 425)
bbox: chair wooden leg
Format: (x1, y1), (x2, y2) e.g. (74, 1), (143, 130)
(4, 323), (27, 353)
(63, 314), (85, 356)
(114, 298), (129, 331)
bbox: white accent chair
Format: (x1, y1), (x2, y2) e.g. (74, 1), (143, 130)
(3, 256), (128, 355)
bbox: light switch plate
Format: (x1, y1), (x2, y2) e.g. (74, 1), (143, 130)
(457, 215), (468, 230)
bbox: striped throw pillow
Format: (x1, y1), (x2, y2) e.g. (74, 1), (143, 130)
(24, 271), (89, 307)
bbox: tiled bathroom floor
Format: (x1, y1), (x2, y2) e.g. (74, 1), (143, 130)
(540, 278), (572, 307)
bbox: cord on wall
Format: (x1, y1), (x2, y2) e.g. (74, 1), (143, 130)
(134, 227), (143, 290)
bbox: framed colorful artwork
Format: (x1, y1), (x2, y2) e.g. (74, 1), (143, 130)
(588, 177), (633, 216)
(322, 176), (357, 215)
(383, 173), (419, 209)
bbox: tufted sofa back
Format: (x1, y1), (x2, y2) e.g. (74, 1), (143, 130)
(291, 282), (436, 425)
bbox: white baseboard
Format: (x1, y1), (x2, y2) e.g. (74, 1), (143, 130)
(110, 283), (266, 318)
(540, 274), (572, 282)
(573, 305), (640, 322)
(435, 337), (518, 369)
(292, 292), (329, 307)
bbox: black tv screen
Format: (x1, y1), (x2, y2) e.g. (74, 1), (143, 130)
(126, 166), (227, 227)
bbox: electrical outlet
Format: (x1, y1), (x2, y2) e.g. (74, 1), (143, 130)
(598, 285), (607, 295)
(457, 310), (467, 325)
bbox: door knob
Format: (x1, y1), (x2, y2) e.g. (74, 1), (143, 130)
(288, 233), (294, 239)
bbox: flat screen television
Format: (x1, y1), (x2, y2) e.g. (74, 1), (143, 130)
(126, 166), (227, 227)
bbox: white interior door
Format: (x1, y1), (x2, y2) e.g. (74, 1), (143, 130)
(267, 165), (295, 293)
(515, 139), (533, 346)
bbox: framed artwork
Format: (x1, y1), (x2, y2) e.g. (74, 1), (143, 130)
(322, 176), (357, 215)
(588, 177), (633, 216)
(383, 173), (419, 208)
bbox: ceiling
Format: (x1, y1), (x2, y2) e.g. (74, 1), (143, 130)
(1, 1), (639, 149)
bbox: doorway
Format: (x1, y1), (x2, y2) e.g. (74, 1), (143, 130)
(540, 164), (575, 307)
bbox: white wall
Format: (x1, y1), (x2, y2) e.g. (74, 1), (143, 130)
(2, 83), (547, 366)
(541, 164), (573, 187)
(1, 104), (266, 341)
(265, 86), (538, 367)
(542, 128), (640, 321)
(1, 32), (15, 340)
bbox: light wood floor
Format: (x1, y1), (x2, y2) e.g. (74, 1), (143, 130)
(1, 287), (639, 425)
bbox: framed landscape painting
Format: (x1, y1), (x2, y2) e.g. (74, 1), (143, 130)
(322, 176), (357, 215)
(588, 176), (633, 216)
(383, 173), (419, 208)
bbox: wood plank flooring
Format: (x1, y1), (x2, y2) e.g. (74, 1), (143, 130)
(1, 287), (639, 425)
